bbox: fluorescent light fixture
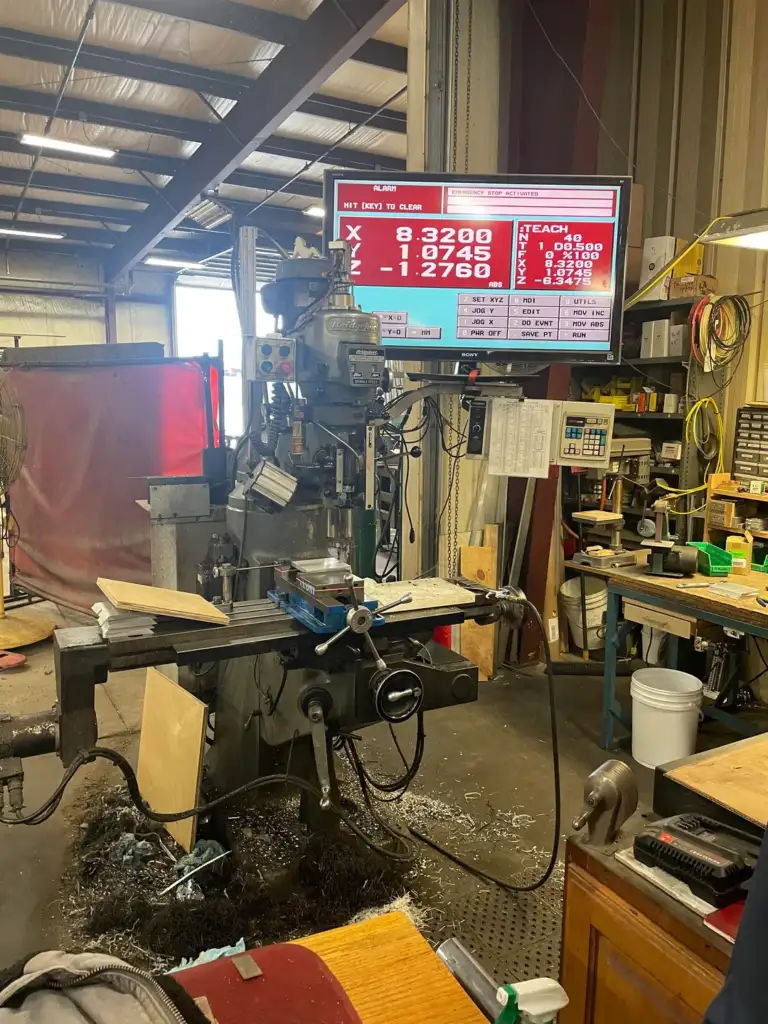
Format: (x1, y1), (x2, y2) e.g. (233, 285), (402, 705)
(187, 197), (231, 230)
(303, 205), (325, 218)
(20, 133), (116, 160)
(0, 226), (65, 240)
(700, 209), (768, 250)
(145, 257), (202, 269)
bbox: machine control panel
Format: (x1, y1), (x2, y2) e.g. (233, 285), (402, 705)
(254, 337), (296, 381)
(556, 401), (614, 469)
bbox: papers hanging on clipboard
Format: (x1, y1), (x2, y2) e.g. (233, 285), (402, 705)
(488, 398), (554, 478)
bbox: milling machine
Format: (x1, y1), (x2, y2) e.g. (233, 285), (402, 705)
(0, 238), (529, 835)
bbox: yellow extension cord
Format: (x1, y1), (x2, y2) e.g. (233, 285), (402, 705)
(623, 215), (728, 310)
(656, 396), (725, 515)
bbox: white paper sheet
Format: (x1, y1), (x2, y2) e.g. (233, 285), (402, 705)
(488, 398), (554, 478)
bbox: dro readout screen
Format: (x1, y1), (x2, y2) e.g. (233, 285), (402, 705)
(326, 173), (630, 362)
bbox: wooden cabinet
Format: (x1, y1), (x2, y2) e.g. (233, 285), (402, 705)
(561, 856), (726, 1024)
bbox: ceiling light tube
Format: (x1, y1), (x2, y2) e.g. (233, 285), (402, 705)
(144, 257), (202, 269)
(0, 226), (65, 240)
(303, 206), (325, 218)
(20, 133), (116, 160)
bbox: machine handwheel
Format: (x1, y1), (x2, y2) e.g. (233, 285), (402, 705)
(371, 666), (423, 723)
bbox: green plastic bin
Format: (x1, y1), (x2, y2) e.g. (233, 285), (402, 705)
(688, 541), (733, 576)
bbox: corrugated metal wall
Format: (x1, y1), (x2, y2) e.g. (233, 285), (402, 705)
(604, 0), (768, 456)
(0, 252), (171, 350)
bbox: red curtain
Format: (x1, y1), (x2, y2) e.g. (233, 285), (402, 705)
(9, 361), (211, 613)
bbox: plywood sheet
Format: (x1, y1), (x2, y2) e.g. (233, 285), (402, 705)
(364, 577), (476, 611)
(97, 578), (229, 624)
(460, 532), (499, 680)
(137, 667), (207, 851)
(667, 736), (768, 826)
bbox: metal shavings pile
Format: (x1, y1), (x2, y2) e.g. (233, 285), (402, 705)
(57, 778), (559, 976)
(58, 786), (417, 973)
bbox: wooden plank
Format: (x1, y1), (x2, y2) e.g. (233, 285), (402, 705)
(460, 532), (498, 680)
(137, 667), (207, 851)
(364, 577), (475, 611)
(296, 912), (486, 1024)
(543, 515), (563, 659)
(667, 735), (768, 826)
(97, 577), (229, 624)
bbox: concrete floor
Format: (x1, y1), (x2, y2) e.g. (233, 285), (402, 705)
(0, 618), (654, 969)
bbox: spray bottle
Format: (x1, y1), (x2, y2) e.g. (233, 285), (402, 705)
(495, 979), (569, 1024)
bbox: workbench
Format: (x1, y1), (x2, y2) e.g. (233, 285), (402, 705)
(564, 559), (768, 748)
(561, 835), (728, 1023)
(297, 912), (487, 1024)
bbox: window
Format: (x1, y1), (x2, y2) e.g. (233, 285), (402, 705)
(175, 282), (273, 440)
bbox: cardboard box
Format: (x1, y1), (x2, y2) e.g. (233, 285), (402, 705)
(640, 236), (705, 300)
(708, 499), (736, 528)
(661, 441), (682, 460)
(640, 322), (653, 359)
(668, 274), (718, 299)
(669, 324), (688, 358)
(663, 393), (680, 414)
(640, 319), (670, 358)
(656, 320), (670, 356)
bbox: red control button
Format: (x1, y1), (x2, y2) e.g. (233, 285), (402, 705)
(280, 362), (292, 374)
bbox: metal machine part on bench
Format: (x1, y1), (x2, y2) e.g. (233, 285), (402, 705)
(571, 510), (637, 570)
(572, 760), (638, 849)
(642, 499), (698, 577)
(0, 234), (527, 829)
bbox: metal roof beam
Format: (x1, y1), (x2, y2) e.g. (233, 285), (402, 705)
(0, 85), (211, 141)
(0, 132), (323, 199)
(112, 0), (408, 72)
(0, 27), (406, 133)
(105, 0), (406, 281)
(259, 136), (404, 172)
(0, 168), (317, 234)
(0, 165), (151, 201)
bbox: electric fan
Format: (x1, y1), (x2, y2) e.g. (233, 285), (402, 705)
(0, 371), (54, 651)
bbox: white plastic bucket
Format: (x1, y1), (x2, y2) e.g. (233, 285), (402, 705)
(560, 576), (607, 650)
(630, 668), (703, 769)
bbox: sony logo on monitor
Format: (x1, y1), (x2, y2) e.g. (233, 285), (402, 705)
(460, 351), (480, 357)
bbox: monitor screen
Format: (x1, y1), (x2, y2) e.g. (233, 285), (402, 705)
(324, 172), (631, 364)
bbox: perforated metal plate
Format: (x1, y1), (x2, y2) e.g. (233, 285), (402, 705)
(424, 880), (562, 982)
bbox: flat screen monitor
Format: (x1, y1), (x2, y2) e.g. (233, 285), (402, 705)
(324, 171), (631, 364)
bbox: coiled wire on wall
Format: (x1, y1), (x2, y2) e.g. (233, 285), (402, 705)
(689, 293), (752, 383)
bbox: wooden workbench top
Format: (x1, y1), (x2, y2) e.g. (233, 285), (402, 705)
(565, 558), (768, 629)
(295, 912), (487, 1024)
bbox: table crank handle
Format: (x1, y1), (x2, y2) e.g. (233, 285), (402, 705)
(314, 624), (350, 657)
(376, 593), (413, 616)
(360, 594), (412, 671)
(344, 573), (360, 609)
(307, 699), (332, 809)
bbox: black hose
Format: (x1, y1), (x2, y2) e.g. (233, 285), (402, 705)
(409, 600), (562, 892)
(345, 710), (425, 794)
(0, 747), (415, 863)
